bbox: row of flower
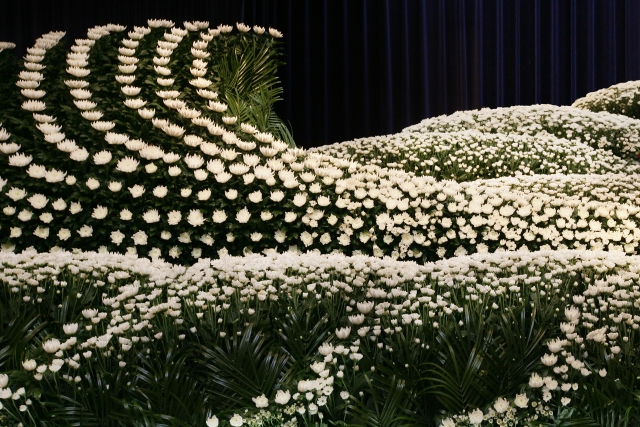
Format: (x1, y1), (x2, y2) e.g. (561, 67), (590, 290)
(310, 129), (640, 180)
(402, 104), (640, 160)
(1, 248), (639, 425)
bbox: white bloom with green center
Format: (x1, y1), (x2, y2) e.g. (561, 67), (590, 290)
(7, 187), (27, 201)
(143, 210), (160, 223)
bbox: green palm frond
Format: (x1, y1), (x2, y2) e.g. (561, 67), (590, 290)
(194, 324), (289, 415)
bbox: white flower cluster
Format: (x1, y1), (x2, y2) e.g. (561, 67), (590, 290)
(572, 80), (640, 119)
(403, 104), (640, 159)
(311, 129), (640, 180)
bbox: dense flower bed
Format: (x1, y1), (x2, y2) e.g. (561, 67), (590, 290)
(2, 19), (640, 427)
(1, 249), (639, 426)
(572, 80), (640, 120)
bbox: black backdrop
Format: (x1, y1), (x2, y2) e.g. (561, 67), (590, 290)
(1, 0), (639, 148)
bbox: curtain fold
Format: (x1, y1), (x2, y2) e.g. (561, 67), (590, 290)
(0, 0), (637, 148)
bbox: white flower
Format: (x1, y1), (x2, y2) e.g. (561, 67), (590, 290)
(58, 228), (71, 240)
(43, 338), (61, 353)
(252, 394), (268, 408)
(236, 207), (251, 223)
(132, 230), (148, 245)
(120, 209), (133, 220)
(86, 178), (100, 190)
(561, 397), (571, 406)
(146, 163), (158, 173)
(18, 210), (33, 221)
(22, 360), (37, 371)
(528, 372), (544, 388)
(63, 323), (78, 334)
(93, 150), (112, 165)
(274, 390), (291, 405)
(194, 169), (208, 181)
(268, 28), (283, 38)
(27, 194), (48, 209)
(153, 186), (168, 198)
(514, 393), (529, 408)
(166, 211), (182, 225)
(10, 227), (22, 238)
(27, 164), (47, 178)
(78, 225), (93, 237)
(92, 206), (108, 219)
(7, 187), (27, 201)
(45, 169), (67, 183)
(116, 157), (139, 173)
(197, 189), (211, 200)
(3, 206), (15, 216)
(39, 213), (52, 224)
(8, 153), (32, 167)
(111, 230), (125, 245)
(284, 212), (297, 222)
(274, 230), (286, 243)
(212, 210), (227, 223)
(225, 189), (238, 200)
(250, 232), (262, 242)
(187, 210), (205, 227)
(540, 353), (558, 366)
(181, 188), (192, 197)
(168, 166), (182, 176)
(253, 25), (265, 34)
(335, 327), (351, 339)
(494, 397), (509, 413)
(468, 408), (483, 425)
(441, 418), (455, 427)
(206, 416), (219, 427)
(229, 414), (243, 427)
(129, 185), (145, 198)
(143, 210), (160, 223)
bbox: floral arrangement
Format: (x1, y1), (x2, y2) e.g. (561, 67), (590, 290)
(1, 19), (640, 427)
(572, 80), (640, 121)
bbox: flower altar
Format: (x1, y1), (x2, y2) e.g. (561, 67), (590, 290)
(1, 19), (640, 427)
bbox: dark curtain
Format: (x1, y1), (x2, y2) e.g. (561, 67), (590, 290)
(1, 0), (639, 148)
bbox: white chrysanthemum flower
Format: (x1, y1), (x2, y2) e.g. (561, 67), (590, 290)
(105, 132), (129, 145)
(69, 147), (89, 162)
(108, 182), (122, 192)
(8, 153), (33, 167)
(27, 194), (48, 209)
(92, 206), (108, 219)
(57, 228), (71, 240)
(70, 88), (92, 99)
(21, 88), (46, 99)
(51, 199), (66, 211)
(212, 210), (227, 223)
(129, 184), (145, 198)
(268, 28), (283, 38)
(183, 153), (205, 169)
(116, 157), (139, 173)
(167, 210), (182, 225)
(124, 98), (146, 109)
(194, 169), (208, 181)
(236, 207), (251, 223)
(138, 108), (155, 119)
(78, 225), (93, 237)
(86, 178), (100, 190)
(22, 100), (46, 111)
(81, 110), (103, 121)
(152, 186), (168, 198)
(163, 152), (180, 163)
(208, 101), (227, 112)
(187, 210), (205, 227)
(132, 230), (148, 245)
(111, 230), (125, 245)
(0, 141), (20, 154)
(197, 89), (218, 100)
(18, 209), (33, 221)
(93, 150), (112, 165)
(7, 187), (27, 201)
(27, 164), (47, 178)
(270, 190), (285, 202)
(253, 25), (265, 34)
(69, 202), (82, 214)
(168, 166), (182, 176)
(142, 210), (160, 223)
